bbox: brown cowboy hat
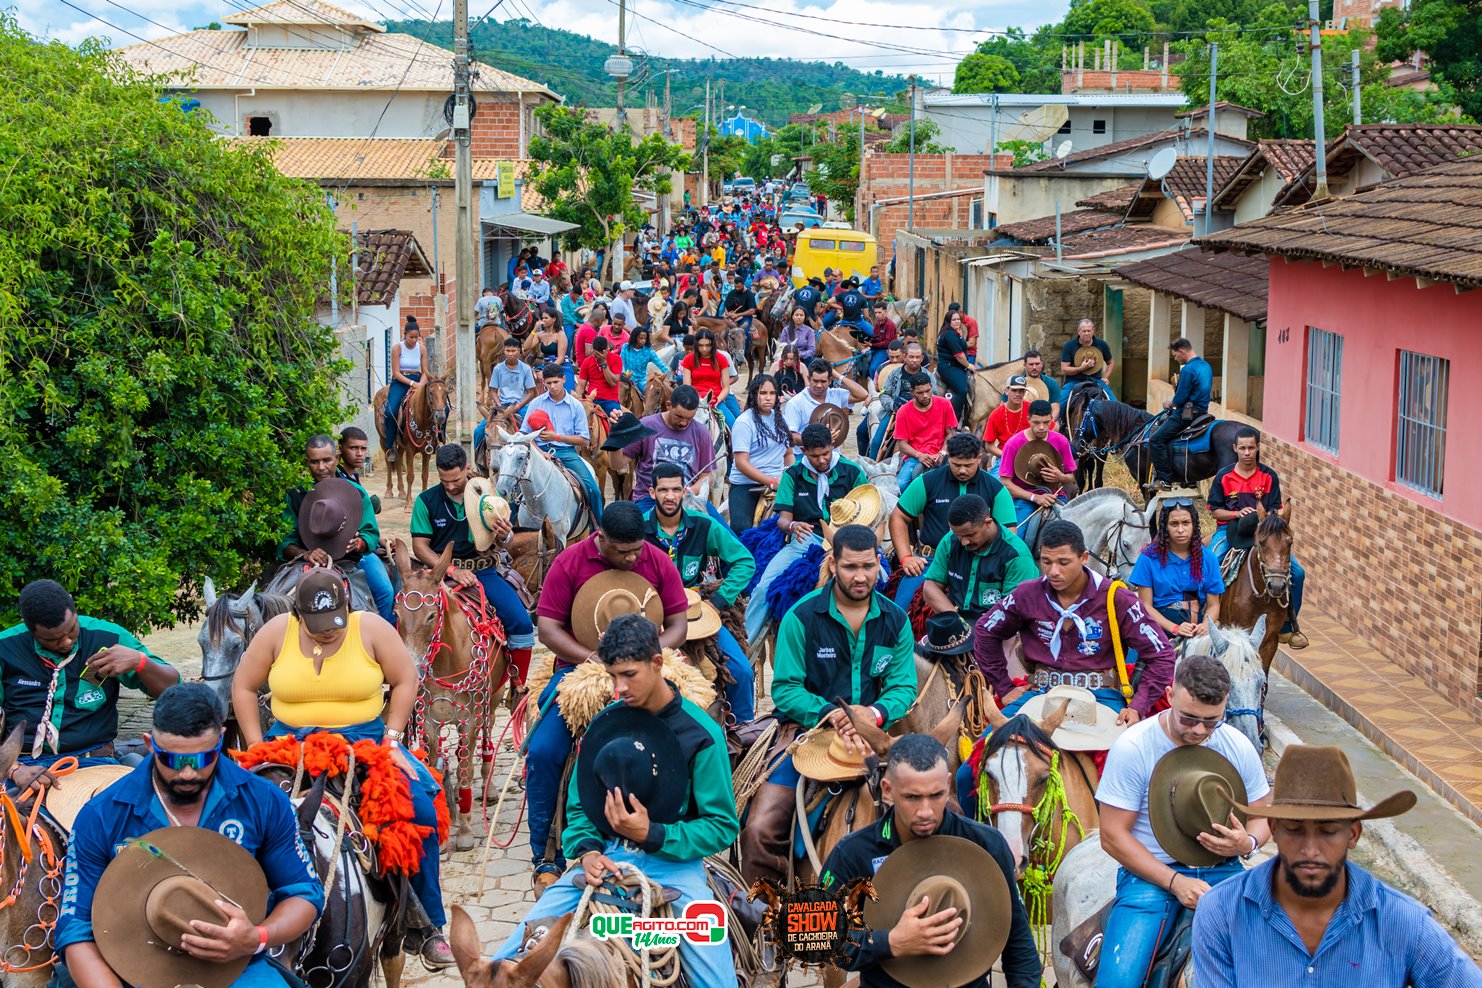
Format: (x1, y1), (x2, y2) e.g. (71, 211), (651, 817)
(1073, 344), (1107, 376)
(864, 835), (1012, 988)
(463, 475), (510, 552)
(1230, 745), (1416, 822)
(1023, 374), (1051, 403)
(1012, 438), (1061, 487)
(809, 402), (851, 447)
(570, 570), (665, 650)
(43, 764), (132, 832)
(1148, 745), (1251, 867)
(93, 827), (270, 988)
(297, 477), (365, 560)
(683, 588), (722, 641)
(792, 728), (869, 782)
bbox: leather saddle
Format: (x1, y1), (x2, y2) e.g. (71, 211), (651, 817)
(1060, 900), (1192, 986)
(1173, 412), (1216, 443)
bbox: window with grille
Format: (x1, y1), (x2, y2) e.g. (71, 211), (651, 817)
(1396, 350), (1448, 498)
(1304, 328), (1342, 453)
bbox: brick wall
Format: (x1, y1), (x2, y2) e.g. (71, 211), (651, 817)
(341, 186), (462, 299)
(858, 153), (1010, 260)
(1061, 69), (1178, 93)
(1259, 433), (1482, 722)
(456, 100), (525, 159)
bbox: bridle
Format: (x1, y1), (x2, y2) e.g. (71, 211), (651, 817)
(1087, 509), (1149, 579)
(495, 441), (558, 516)
(1244, 537), (1292, 607)
(200, 594), (268, 681)
(985, 732), (1097, 816)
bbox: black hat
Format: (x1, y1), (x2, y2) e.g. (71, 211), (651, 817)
(1226, 511), (1260, 550)
(601, 412), (658, 451)
(576, 705), (687, 838)
(917, 612), (975, 657)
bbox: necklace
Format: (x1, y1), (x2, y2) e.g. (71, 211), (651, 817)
(153, 776), (185, 828)
(312, 644), (324, 657)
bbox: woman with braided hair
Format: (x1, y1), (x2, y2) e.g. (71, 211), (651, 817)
(1128, 497), (1225, 640)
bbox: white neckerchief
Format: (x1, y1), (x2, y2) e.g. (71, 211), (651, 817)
(801, 450), (841, 515)
(1046, 568), (1103, 662)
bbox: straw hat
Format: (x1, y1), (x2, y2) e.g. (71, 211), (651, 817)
(864, 835), (1012, 988)
(1017, 686), (1125, 751)
(1023, 374), (1051, 403)
(43, 764), (132, 832)
(297, 477), (366, 560)
(1229, 744), (1416, 822)
(93, 828), (270, 988)
(570, 570), (665, 650)
(1148, 745), (1250, 867)
(683, 589), (723, 641)
(1013, 438), (1061, 487)
(1073, 344), (1107, 376)
(463, 476), (510, 552)
(792, 729), (869, 782)
(828, 483), (885, 530)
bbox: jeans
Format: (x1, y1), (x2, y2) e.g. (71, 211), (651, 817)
(744, 533), (820, 642)
(52, 955), (295, 988)
(472, 566), (536, 650)
(1096, 861), (1244, 988)
(266, 719), (446, 927)
(1013, 493), (1067, 528)
(634, 494), (728, 527)
(865, 410), (895, 459)
(548, 445), (603, 526)
(868, 349), (890, 377)
(357, 554), (395, 623)
(728, 484), (768, 532)
(593, 397), (622, 416)
(717, 624), (756, 722)
(1208, 526), (1305, 625)
(897, 456), (927, 489)
(715, 393), (740, 428)
(494, 843), (736, 987)
(938, 363), (968, 422)
(383, 372), (423, 449)
(736, 314), (754, 347)
(1147, 413), (1187, 483)
(894, 570), (926, 609)
(526, 662), (578, 867)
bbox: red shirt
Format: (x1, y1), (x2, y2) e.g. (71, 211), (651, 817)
(984, 402), (1031, 447)
(681, 352), (733, 405)
(573, 323), (597, 361)
(536, 536), (689, 665)
(578, 352), (622, 401)
(962, 314), (980, 358)
(546, 259), (568, 283)
(596, 325), (630, 351)
(893, 396), (959, 458)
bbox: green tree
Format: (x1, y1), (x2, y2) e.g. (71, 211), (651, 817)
(953, 53), (1021, 94)
(527, 105), (689, 278)
(1376, 0), (1482, 122)
(997, 138), (1050, 167)
(883, 118), (950, 154)
(969, 27), (1060, 93)
(705, 132), (751, 191)
(1060, 0), (1158, 49)
(810, 131), (862, 222)
(0, 18), (351, 630)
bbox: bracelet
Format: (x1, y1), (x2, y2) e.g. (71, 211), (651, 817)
(254, 926), (269, 955)
(136, 654), (149, 674)
(1166, 872), (1178, 892)
(385, 729), (405, 743)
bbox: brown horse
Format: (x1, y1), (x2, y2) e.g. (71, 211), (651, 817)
(505, 520), (560, 602)
(577, 401), (632, 500)
(375, 378), (451, 508)
(390, 541), (509, 852)
(1219, 510), (1294, 673)
(476, 323), (507, 404)
(0, 722), (62, 988)
(964, 357), (1025, 435)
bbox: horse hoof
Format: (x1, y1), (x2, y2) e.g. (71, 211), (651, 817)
(453, 831), (479, 852)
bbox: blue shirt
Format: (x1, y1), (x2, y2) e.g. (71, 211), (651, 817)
(57, 757), (324, 953)
(861, 276), (883, 298)
(1172, 355), (1213, 415)
(1193, 858), (1481, 988)
(488, 359), (536, 407)
(525, 392), (590, 451)
(1128, 545), (1225, 610)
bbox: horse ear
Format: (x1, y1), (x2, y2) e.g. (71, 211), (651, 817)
(497, 428), (515, 443)
(296, 772), (328, 831)
(1205, 620), (1227, 653)
(0, 723), (24, 782)
(927, 694), (970, 753)
(449, 905), (492, 986)
(1248, 614), (1268, 648)
(985, 694), (1010, 730)
(390, 539), (413, 582)
(1038, 698), (1071, 736)
(512, 913), (574, 985)
(433, 545), (454, 583)
(203, 577), (217, 610)
(841, 705), (891, 757)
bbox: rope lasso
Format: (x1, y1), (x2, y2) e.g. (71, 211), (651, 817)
(564, 862), (681, 988)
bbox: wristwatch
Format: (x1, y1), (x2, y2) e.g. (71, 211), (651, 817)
(385, 728), (405, 743)
(1241, 835), (1259, 860)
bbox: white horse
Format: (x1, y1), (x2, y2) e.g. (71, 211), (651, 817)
(692, 404), (730, 508)
(1057, 487), (1156, 581)
(1179, 615), (1269, 752)
(490, 428), (595, 544)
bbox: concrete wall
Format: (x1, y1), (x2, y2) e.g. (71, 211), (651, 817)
(1230, 166), (1289, 224)
(924, 103), (1182, 156)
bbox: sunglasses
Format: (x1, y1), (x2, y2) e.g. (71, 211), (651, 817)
(151, 737), (223, 771)
(1173, 709), (1225, 730)
(1161, 497), (1197, 510)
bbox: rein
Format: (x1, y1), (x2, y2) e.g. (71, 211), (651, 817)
(0, 758), (76, 974)
(1086, 513), (1149, 578)
(1244, 544), (1292, 607)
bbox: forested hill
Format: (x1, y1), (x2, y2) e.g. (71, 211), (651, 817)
(387, 18), (912, 124)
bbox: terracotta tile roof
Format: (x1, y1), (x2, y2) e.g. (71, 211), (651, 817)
(222, 0), (383, 31)
(993, 207), (1123, 244)
(1174, 101), (1266, 120)
(1211, 140), (1317, 210)
(1115, 247), (1268, 321)
(1129, 156), (1247, 221)
(353, 229), (432, 306)
(1010, 128), (1252, 174)
(1075, 185), (1139, 211)
(1060, 224), (1189, 258)
(1273, 124), (1482, 206)
(1198, 157), (1482, 289)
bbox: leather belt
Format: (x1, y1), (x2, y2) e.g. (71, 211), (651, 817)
(1031, 668), (1116, 691)
(453, 555), (496, 571)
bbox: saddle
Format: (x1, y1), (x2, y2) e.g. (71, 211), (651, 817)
(1019, 503), (1064, 560)
(1060, 900), (1193, 986)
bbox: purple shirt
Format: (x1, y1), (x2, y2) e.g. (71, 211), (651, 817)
(780, 323), (817, 362)
(973, 568), (1174, 717)
(623, 412), (717, 501)
(536, 535), (689, 665)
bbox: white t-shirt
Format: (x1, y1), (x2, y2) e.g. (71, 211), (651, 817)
(1095, 714), (1270, 865)
(782, 387), (853, 453)
(728, 409), (790, 485)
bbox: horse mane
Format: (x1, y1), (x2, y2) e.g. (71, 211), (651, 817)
(1256, 510), (1289, 539)
(552, 939), (618, 988)
(1065, 486), (1133, 510)
(256, 592), (292, 623)
(984, 713), (1058, 759)
(203, 594), (238, 649)
(1097, 400), (1152, 436)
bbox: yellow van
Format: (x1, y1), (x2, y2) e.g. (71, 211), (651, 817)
(790, 226), (881, 287)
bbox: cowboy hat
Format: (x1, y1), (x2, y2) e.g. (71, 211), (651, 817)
(43, 764), (132, 832)
(916, 613), (974, 658)
(1073, 344), (1107, 376)
(570, 570), (666, 650)
(601, 411), (658, 451)
(1021, 374), (1050, 403)
(864, 835), (1011, 988)
(1148, 745), (1251, 867)
(647, 296), (671, 319)
(1017, 685), (1125, 751)
(576, 704), (688, 841)
(792, 728), (870, 782)
(93, 827), (270, 988)
(808, 402), (850, 447)
(297, 477), (366, 560)
(1230, 745), (1416, 822)
(463, 476), (510, 552)
(1226, 510), (1260, 551)
(683, 589), (722, 641)
(1012, 438), (1061, 488)
(828, 483), (885, 530)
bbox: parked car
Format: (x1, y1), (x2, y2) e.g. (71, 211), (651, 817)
(787, 182), (811, 202)
(723, 176), (758, 194)
(779, 208), (824, 231)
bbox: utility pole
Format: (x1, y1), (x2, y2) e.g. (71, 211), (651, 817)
(660, 72), (672, 233)
(702, 78), (710, 206)
(907, 75), (917, 233)
(857, 105), (866, 225)
(1308, 0), (1329, 199)
(615, 0), (627, 127)
(452, 0), (476, 443)
(1352, 49), (1362, 124)
(1203, 43), (1217, 237)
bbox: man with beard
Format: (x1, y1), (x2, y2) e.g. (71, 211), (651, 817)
(55, 683), (322, 987)
(1195, 745), (1480, 986)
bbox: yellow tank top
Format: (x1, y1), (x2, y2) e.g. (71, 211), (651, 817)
(269, 613), (387, 729)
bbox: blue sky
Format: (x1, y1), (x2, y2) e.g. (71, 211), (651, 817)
(15, 0), (1070, 86)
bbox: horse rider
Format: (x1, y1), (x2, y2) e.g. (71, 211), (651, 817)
(529, 502), (689, 894)
(607, 384), (727, 525)
(866, 297), (900, 378)
(782, 357), (868, 453)
(526, 362), (605, 525)
(473, 336), (538, 451)
(1096, 655), (1272, 988)
(983, 374), (1032, 467)
(643, 461), (758, 722)
(744, 422), (868, 643)
(384, 317), (428, 451)
(920, 494), (1037, 624)
(1022, 348), (1062, 422)
(476, 285), (503, 328)
(821, 733), (1042, 988)
(1059, 318), (1114, 400)
(337, 426), (372, 492)
(409, 444), (537, 688)
(999, 400), (1078, 528)
(279, 435), (394, 623)
(892, 372), (959, 490)
(721, 269), (758, 350)
(1149, 337), (1213, 491)
(958, 520), (1175, 813)
(55, 684), (323, 988)
(1193, 745), (1482, 987)
(859, 339), (928, 458)
(739, 524), (918, 886)
(1129, 497), (1224, 641)
(231, 569), (455, 967)
(493, 614), (740, 985)
(861, 264), (884, 302)
(1, 579), (180, 795)
(1207, 427), (1307, 648)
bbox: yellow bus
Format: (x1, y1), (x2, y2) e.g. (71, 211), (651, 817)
(790, 227), (881, 287)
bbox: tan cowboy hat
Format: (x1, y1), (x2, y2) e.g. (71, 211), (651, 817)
(793, 729), (869, 782)
(755, 276), (780, 292)
(463, 476), (510, 552)
(1017, 686), (1125, 751)
(808, 402), (850, 447)
(1013, 438), (1061, 487)
(1229, 745), (1417, 822)
(297, 477), (365, 560)
(1023, 374), (1051, 403)
(1073, 344), (1107, 376)
(43, 764), (132, 832)
(571, 570), (665, 650)
(828, 483), (884, 530)
(647, 296), (671, 320)
(93, 827), (270, 988)
(864, 835), (1012, 988)
(684, 589), (722, 641)
(1148, 745), (1251, 867)
(753, 489), (777, 526)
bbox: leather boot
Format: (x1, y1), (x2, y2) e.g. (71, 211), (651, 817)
(740, 782), (796, 886)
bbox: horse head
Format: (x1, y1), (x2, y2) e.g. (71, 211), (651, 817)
(979, 709), (1068, 877)
(0, 720), (23, 783)
(1182, 615), (1268, 752)
(426, 378), (452, 438)
(450, 905), (578, 988)
(492, 429), (537, 500)
(391, 539), (453, 666)
(1253, 512), (1294, 597)
(198, 579), (288, 714)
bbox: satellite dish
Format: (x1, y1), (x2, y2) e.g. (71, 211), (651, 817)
(1147, 147), (1177, 181)
(1015, 104), (1071, 142)
(1055, 140), (1074, 159)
